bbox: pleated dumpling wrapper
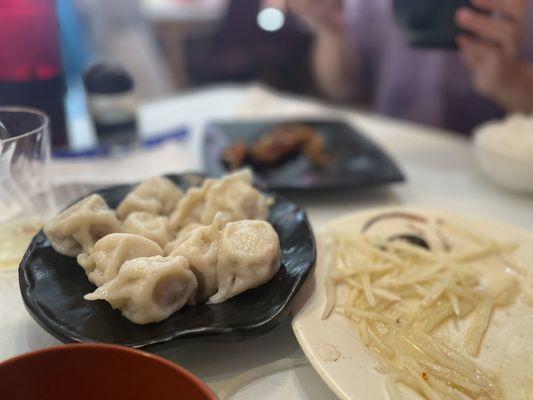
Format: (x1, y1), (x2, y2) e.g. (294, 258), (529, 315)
(77, 233), (163, 286)
(169, 169), (270, 231)
(166, 214), (224, 303)
(164, 223), (204, 254)
(84, 255), (197, 324)
(209, 220), (280, 304)
(44, 194), (122, 257)
(123, 211), (171, 249)
(117, 176), (183, 220)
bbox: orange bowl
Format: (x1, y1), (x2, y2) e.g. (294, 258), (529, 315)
(0, 344), (217, 400)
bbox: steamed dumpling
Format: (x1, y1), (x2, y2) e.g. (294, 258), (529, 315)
(84, 255), (197, 324)
(44, 194), (122, 257)
(123, 212), (171, 248)
(168, 181), (214, 231)
(164, 223), (203, 255)
(202, 169), (270, 225)
(209, 220), (280, 304)
(167, 214), (224, 302)
(77, 233), (162, 286)
(117, 177), (183, 220)
(169, 170), (269, 231)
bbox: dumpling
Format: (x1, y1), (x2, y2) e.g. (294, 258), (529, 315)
(163, 223), (203, 255)
(116, 177), (183, 220)
(169, 170), (269, 231)
(123, 212), (171, 248)
(84, 255), (197, 324)
(168, 181), (214, 231)
(44, 194), (122, 257)
(167, 214), (224, 303)
(77, 233), (162, 286)
(209, 220), (280, 304)
(202, 169), (270, 226)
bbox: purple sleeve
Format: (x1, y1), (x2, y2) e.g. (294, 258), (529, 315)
(343, 0), (390, 95)
(522, 1), (533, 60)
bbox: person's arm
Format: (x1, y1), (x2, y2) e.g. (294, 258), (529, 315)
(311, 27), (360, 100)
(456, 0), (533, 112)
(482, 61), (533, 112)
(288, 0), (360, 100)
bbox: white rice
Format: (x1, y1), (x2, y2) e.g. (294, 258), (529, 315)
(474, 113), (533, 164)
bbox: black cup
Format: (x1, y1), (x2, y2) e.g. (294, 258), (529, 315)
(393, 0), (471, 48)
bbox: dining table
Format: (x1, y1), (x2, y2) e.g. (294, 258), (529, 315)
(2, 83), (532, 399)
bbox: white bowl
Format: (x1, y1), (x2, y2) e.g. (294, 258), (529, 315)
(474, 115), (533, 193)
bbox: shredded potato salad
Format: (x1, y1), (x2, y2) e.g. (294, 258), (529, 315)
(322, 213), (523, 400)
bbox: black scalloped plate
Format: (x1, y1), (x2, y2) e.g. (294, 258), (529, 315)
(19, 173), (315, 349)
(203, 119), (405, 190)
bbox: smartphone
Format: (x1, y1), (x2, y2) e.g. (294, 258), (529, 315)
(393, 0), (471, 49)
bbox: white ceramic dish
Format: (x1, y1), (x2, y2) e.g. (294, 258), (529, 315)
(292, 208), (533, 400)
(473, 115), (533, 193)
(474, 144), (533, 193)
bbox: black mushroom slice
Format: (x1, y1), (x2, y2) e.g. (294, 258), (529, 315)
(361, 211), (428, 234)
(388, 234), (431, 250)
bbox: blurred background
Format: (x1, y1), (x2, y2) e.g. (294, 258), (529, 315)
(2, 0), (532, 150)
(0, 0), (326, 149)
(61, 0), (315, 98)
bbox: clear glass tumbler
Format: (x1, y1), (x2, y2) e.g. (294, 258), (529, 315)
(0, 107), (56, 272)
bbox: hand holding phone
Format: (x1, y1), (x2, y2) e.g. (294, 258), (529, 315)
(393, 0), (471, 48)
(456, 0), (527, 105)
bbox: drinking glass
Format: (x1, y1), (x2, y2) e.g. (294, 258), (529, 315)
(0, 107), (56, 272)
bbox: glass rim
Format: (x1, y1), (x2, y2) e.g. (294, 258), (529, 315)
(0, 106), (50, 144)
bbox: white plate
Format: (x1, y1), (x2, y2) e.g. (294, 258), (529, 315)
(292, 208), (533, 400)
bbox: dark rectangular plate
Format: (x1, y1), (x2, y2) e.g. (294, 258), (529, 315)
(203, 119), (405, 190)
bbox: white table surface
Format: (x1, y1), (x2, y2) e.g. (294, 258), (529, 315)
(2, 84), (532, 399)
